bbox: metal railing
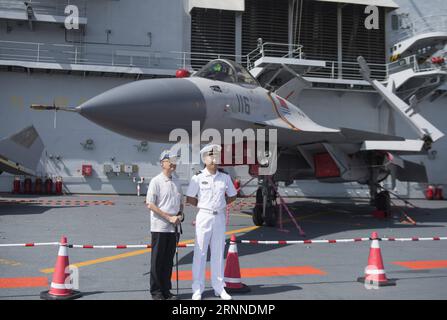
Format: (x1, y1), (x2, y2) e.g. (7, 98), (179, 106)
(388, 54), (447, 75)
(0, 0), (87, 17)
(0, 39), (385, 80)
(173, 51), (248, 70)
(395, 14), (447, 43)
(243, 41), (386, 81)
(0, 40), (181, 71)
(175, 42), (303, 70)
(0, 39), (390, 81)
(245, 41), (304, 69)
(0, 40), (299, 73)
(304, 60), (388, 81)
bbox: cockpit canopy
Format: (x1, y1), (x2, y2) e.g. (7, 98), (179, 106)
(194, 59), (259, 86)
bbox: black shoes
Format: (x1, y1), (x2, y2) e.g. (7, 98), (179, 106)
(151, 293), (165, 300)
(151, 291), (179, 300)
(164, 292), (179, 300)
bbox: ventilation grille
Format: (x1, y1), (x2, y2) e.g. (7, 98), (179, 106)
(190, 8), (235, 68)
(293, 1), (386, 80)
(189, 2), (387, 80)
(242, 0), (289, 56)
(293, 0), (338, 61)
(342, 4), (386, 79)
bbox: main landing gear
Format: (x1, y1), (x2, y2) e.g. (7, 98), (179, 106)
(252, 176), (278, 227)
(369, 178), (391, 214)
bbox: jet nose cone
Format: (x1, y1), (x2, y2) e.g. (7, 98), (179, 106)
(78, 78), (206, 141)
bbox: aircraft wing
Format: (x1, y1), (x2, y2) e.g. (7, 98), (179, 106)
(246, 113), (413, 150)
(229, 107), (427, 158)
(360, 139), (426, 155)
(0, 126), (45, 176)
(338, 128), (405, 143)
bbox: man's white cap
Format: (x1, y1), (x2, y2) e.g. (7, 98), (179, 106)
(159, 150), (179, 162)
(200, 144), (222, 156)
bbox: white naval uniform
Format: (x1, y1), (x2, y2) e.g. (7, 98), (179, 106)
(186, 168), (238, 295)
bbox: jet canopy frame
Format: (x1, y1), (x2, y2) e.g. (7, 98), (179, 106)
(194, 59), (259, 86)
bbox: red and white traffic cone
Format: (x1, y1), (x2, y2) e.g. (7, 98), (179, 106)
(40, 236), (82, 300)
(357, 232), (396, 287)
(224, 234), (250, 294)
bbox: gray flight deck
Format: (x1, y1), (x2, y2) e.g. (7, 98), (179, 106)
(0, 195), (446, 300)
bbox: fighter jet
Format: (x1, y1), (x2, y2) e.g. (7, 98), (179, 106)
(31, 59), (444, 227)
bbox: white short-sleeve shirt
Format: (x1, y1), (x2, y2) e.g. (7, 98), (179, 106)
(146, 172), (183, 233)
(186, 168), (237, 213)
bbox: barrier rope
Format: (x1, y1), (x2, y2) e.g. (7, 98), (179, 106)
(68, 243), (195, 249)
(0, 242), (59, 247)
(1, 236), (446, 249)
(235, 236), (447, 245)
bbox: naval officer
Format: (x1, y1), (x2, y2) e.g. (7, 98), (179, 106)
(146, 150), (183, 300)
(186, 144), (238, 300)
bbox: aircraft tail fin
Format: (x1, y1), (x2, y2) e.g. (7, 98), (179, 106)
(358, 56), (444, 144)
(0, 126), (45, 176)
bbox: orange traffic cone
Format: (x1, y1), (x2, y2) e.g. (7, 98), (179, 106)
(357, 232), (396, 287)
(224, 235), (250, 293)
(40, 236), (82, 300)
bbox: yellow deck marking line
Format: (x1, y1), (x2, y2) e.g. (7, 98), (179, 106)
(40, 226), (259, 274)
(229, 213), (252, 218)
(0, 258), (21, 267)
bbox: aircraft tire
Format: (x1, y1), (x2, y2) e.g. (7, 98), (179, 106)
(252, 205), (264, 226)
(264, 204), (277, 227)
(252, 188), (264, 226)
(375, 191), (391, 213)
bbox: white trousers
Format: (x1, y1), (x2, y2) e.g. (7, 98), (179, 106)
(192, 209), (226, 294)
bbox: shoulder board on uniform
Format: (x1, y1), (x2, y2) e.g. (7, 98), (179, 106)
(217, 168), (228, 175)
(194, 170), (202, 175)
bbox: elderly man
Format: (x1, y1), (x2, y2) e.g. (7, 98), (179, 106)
(186, 144), (238, 300)
(146, 150), (183, 300)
